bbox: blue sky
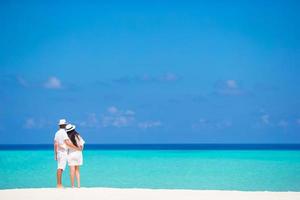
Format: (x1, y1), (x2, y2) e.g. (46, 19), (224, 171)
(0, 1), (300, 144)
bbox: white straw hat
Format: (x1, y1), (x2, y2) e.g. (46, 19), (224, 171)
(66, 124), (76, 132)
(58, 119), (67, 125)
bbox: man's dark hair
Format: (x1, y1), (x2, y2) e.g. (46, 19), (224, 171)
(59, 124), (66, 129)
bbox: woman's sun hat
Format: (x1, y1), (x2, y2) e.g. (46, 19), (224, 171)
(58, 119), (67, 125)
(66, 124), (76, 132)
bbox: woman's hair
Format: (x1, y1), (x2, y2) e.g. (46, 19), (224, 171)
(67, 129), (80, 147)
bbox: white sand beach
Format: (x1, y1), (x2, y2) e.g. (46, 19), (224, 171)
(0, 188), (299, 200)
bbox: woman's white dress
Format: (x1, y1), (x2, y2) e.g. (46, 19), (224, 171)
(68, 135), (85, 166)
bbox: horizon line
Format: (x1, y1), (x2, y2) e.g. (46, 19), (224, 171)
(1, 143), (300, 150)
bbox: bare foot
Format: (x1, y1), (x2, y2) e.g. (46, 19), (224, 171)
(57, 185), (64, 188)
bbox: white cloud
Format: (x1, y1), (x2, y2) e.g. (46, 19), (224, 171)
(140, 74), (152, 81)
(113, 72), (180, 85)
(278, 120), (289, 128)
(79, 113), (99, 128)
(192, 118), (232, 129)
(17, 76), (29, 87)
(23, 118), (50, 129)
(24, 118), (36, 129)
(101, 106), (135, 128)
(226, 80), (238, 89)
(192, 118), (208, 128)
(44, 76), (62, 89)
(159, 72), (179, 82)
(107, 106), (118, 114)
(125, 110), (135, 115)
(198, 118), (207, 124)
(138, 121), (162, 129)
(261, 114), (270, 125)
(215, 120), (232, 129)
(78, 106), (161, 130)
(101, 116), (133, 127)
(214, 79), (244, 96)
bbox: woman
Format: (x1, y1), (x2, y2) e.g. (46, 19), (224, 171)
(65, 124), (85, 188)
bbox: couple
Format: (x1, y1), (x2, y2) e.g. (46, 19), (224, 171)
(54, 119), (85, 188)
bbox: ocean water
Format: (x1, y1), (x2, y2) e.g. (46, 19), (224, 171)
(0, 147), (300, 191)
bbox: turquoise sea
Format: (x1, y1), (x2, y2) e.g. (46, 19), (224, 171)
(0, 147), (300, 191)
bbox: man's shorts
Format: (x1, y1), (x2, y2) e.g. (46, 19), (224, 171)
(57, 152), (67, 170)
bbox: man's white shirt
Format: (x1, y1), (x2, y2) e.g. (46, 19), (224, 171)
(54, 128), (69, 153)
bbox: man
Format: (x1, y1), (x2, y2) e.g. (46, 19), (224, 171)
(54, 119), (81, 188)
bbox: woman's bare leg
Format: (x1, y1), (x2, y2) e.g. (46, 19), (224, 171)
(75, 166), (80, 188)
(70, 166), (76, 188)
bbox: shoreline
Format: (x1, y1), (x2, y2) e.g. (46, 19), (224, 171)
(1, 187), (300, 192)
(1, 188), (299, 200)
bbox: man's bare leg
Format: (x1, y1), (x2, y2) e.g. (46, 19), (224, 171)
(57, 169), (63, 188)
